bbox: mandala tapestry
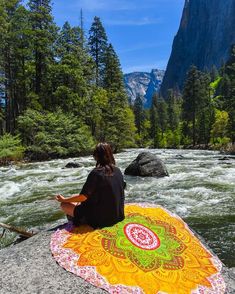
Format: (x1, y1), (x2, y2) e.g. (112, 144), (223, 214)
(50, 203), (226, 294)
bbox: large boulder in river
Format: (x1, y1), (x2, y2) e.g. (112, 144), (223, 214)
(124, 152), (169, 177)
(64, 162), (82, 168)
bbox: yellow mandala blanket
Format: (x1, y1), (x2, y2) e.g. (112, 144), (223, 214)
(50, 203), (226, 294)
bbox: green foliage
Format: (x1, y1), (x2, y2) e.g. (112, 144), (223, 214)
(102, 93), (136, 150)
(0, 0), (32, 132)
(157, 99), (168, 137)
(217, 45), (235, 143)
(28, 0), (58, 107)
(150, 93), (161, 148)
(164, 129), (181, 148)
(1, 0), (232, 156)
(210, 65), (219, 81)
(210, 77), (222, 91)
(17, 109), (95, 159)
(210, 109), (230, 147)
(138, 50), (234, 150)
(133, 94), (145, 136)
(0, 133), (25, 164)
(149, 93), (180, 148)
(167, 89), (181, 131)
(51, 22), (95, 116)
(0, 1), (138, 157)
(55, 21), (83, 57)
(103, 44), (124, 92)
(182, 66), (201, 145)
(181, 66), (215, 146)
(134, 114), (152, 147)
(84, 87), (108, 138)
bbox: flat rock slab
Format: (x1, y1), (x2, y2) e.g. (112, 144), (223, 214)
(0, 225), (235, 294)
(0, 227), (106, 294)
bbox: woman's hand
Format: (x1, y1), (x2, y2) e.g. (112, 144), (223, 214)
(55, 194), (66, 202)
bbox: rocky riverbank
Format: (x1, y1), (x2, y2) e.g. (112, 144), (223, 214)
(0, 223), (235, 294)
(0, 223), (106, 294)
(1, 143), (234, 168)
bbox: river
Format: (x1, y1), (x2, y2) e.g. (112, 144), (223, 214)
(0, 149), (234, 267)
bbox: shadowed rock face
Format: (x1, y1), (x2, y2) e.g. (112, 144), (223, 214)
(124, 152), (169, 177)
(161, 0), (235, 96)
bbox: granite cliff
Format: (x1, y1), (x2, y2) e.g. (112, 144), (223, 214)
(124, 69), (164, 108)
(161, 0), (235, 96)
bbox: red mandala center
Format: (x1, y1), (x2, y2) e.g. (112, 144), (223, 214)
(124, 223), (160, 250)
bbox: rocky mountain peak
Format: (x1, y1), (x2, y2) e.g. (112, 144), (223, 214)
(124, 69), (165, 108)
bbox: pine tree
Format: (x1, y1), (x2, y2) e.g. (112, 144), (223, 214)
(196, 72), (214, 145)
(28, 0), (58, 108)
(182, 66), (215, 146)
(84, 88), (108, 138)
(97, 38), (135, 148)
(103, 43), (125, 93)
(55, 21), (82, 57)
(102, 98), (136, 150)
(0, 0), (19, 133)
(219, 45), (235, 143)
(210, 65), (219, 81)
(133, 94), (145, 135)
(150, 93), (161, 148)
(88, 16), (108, 86)
(0, 0), (6, 134)
(0, 0), (32, 133)
(182, 66), (201, 145)
(157, 98), (168, 138)
(53, 21), (95, 115)
(11, 6), (32, 111)
(166, 89), (180, 130)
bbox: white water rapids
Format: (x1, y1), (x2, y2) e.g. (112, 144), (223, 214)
(0, 149), (234, 267)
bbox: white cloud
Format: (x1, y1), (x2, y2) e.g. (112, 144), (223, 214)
(70, 0), (137, 11)
(119, 42), (167, 54)
(105, 17), (162, 26)
(123, 61), (167, 73)
(68, 0), (167, 12)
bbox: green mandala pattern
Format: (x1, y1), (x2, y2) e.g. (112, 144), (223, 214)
(100, 213), (186, 272)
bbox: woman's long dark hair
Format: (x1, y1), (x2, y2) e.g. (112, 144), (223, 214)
(93, 143), (115, 175)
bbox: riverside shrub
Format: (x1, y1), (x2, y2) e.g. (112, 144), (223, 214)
(0, 134), (25, 165)
(17, 109), (95, 159)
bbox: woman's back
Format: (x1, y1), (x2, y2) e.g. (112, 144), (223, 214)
(56, 143), (125, 229)
(79, 166), (125, 228)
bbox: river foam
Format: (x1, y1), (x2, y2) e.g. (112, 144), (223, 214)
(0, 149), (235, 266)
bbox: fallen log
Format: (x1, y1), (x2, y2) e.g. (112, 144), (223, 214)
(0, 222), (35, 238)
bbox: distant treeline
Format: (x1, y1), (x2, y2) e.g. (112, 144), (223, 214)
(133, 47), (235, 150)
(0, 0), (234, 164)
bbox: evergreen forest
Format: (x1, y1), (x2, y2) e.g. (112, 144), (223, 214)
(0, 0), (234, 164)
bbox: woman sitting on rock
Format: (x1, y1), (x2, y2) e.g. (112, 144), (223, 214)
(55, 142), (125, 228)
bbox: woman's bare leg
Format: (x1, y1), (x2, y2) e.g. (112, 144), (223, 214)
(60, 202), (80, 217)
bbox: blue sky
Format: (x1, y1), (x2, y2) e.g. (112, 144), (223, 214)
(52, 0), (185, 73)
